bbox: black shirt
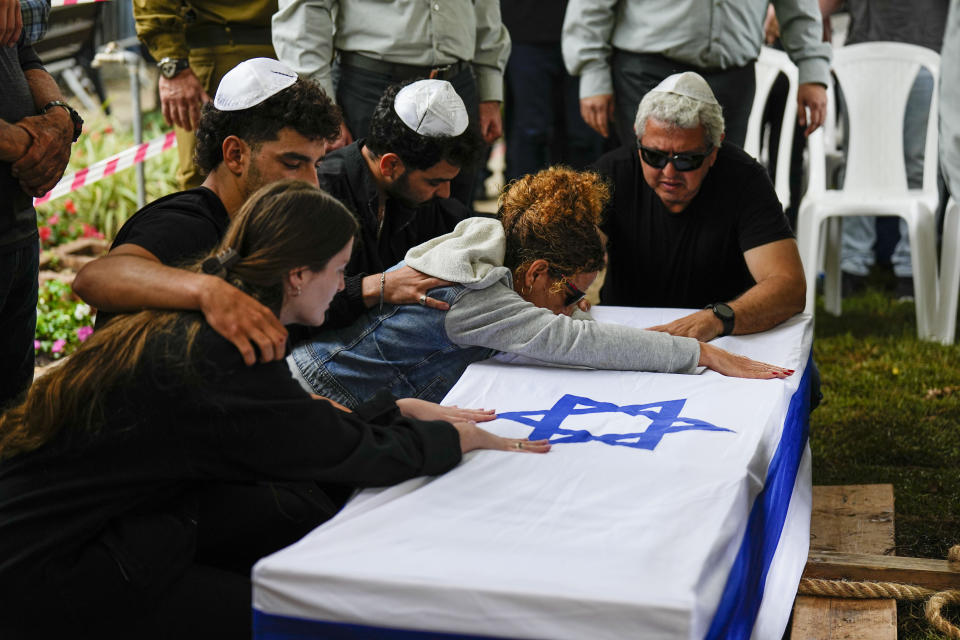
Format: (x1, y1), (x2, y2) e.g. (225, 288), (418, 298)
(0, 319), (461, 582)
(318, 140), (472, 327)
(95, 187), (229, 327)
(0, 42), (45, 251)
(593, 143), (794, 309)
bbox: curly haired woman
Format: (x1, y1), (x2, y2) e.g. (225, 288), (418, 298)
(290, 167), (793, 410)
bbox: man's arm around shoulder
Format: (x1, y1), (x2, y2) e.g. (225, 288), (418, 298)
(74, 243), (289, 366)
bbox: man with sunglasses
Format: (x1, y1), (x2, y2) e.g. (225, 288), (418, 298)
(593, 72), (806, 342)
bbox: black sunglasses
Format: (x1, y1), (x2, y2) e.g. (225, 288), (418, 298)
(638, 144), (713, 171)
(561, 278), (586, 308)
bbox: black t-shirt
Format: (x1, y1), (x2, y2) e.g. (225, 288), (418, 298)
(594, 143), (794, 309)
(0, 319), (461, 585)
(95, 187), (229, 327)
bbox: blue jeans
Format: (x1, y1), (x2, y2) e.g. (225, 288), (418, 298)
(841, 69), (934, 277)
(0, 239), (39, 408)
(504, 42), (604, 182)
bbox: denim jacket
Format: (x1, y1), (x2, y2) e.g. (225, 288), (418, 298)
(290, 282), (495, 409)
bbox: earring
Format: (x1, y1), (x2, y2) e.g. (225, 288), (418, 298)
(292, 286), (302, 297)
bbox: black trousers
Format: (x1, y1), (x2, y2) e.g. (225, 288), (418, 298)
(611, 49), (756, 148)
(0, 240), (39, 410)
(335, 59), (481, 208)
(0, 481), (340, 640)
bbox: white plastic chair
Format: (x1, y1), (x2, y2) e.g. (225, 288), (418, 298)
(744, 46), (797, 209)
(936, 197), (960, 344)
(795, 42), (941, 339)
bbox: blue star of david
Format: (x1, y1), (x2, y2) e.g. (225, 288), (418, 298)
(497, 394), (733, 450)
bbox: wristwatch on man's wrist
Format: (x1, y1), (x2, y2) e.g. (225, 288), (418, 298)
(41, 100), (83, 142)
(707, 302), (735, 337)
(158, 57), (190, 79)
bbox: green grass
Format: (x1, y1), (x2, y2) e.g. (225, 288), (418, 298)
(809, 268), (960, 638)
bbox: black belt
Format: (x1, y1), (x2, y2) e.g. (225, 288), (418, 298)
(184, 24), (272, 49)
(339, 51), (471, 82)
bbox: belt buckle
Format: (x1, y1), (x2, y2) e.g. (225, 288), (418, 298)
(428, 64), (452, 80)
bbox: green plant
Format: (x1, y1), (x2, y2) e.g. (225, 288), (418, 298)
(35, 114), (179, 242)
(37, 197), (104, 250)
(34, 279), (94, 360)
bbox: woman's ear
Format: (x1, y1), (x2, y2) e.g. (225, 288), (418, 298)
(524, 259), (551, 290)
(286, 267), (307, 296)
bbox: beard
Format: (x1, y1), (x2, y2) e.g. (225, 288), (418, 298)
(384, 171), (420, 208)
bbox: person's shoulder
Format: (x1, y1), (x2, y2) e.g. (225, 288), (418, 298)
(592, 144), (640, 178)
(120, 187), (226, 229)
(714, 143), (770, 178)
(318, 142), (361, 181)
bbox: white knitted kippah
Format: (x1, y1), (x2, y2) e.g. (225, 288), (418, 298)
(650, 71), (719, 105)
(393, 79), (469, 136)
(214, 58), (298, 111)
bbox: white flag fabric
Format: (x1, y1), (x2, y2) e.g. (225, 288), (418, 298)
(253, 308), (813, 640)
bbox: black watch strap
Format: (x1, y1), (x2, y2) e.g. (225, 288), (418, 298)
(41, 100), (83, 142)
(707, 302), (735, 337)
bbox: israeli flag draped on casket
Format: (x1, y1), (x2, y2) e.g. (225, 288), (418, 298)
(253, 308), (813, 640)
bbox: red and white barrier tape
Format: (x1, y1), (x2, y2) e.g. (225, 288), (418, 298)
(33, 131), (177, 206)
(51, 0), (112, 7)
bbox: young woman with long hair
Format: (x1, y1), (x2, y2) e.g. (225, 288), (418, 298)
(0, 180), (547, 639)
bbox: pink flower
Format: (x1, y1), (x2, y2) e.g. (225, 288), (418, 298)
(64, 199), (77, 215)
(52, 339), (66, 353)
(76, 326), (94, 342)
(38, 226), (52, 242)
(48, 214), (60, 225)
(34, 339), (41, 351)
(82, 223), (104, 239)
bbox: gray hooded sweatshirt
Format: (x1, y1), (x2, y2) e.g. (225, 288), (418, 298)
(404, 217), (701, 374)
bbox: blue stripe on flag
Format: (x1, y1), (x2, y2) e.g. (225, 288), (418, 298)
(704, 353), (812, 640)
(253, 610), (504, 640)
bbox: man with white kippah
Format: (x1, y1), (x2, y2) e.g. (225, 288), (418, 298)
(75, 58), (342, 364)
(134, 0), (279, 190)
(271, 0), (509, 206)
(593, 71), (806, 341)
(318, 79), (485, 327)
(562, 0), (831, 148)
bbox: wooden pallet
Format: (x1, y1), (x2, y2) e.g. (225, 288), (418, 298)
(791, 484), (898, 640)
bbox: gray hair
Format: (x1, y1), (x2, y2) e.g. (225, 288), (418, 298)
(633, 91), (725, 149)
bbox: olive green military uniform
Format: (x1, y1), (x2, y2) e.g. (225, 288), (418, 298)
(133, 0), (277, 189)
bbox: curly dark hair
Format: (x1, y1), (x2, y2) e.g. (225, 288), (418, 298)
(194, 78), (342, 174)
(499, 167), (608, 277)
(364, 82), (482, 171)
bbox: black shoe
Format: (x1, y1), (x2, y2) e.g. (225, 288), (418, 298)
(841, 271), (867, 298)
(895, 276), (914, 302)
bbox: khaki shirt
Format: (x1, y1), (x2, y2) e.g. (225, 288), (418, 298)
(271, 0), (511, 103)
(134, 0), (277, 60)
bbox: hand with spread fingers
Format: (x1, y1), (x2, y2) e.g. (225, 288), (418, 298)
(697, 342), (794, 379)
(383, 264), (452, 309)
(395, 398), (496, 424)
(647, 309), (723, 341)
(199, 277), (289, 366)
(452, 420), (552, 454)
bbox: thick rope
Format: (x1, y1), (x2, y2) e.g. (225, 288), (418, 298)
(797, 544), (960, 638)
